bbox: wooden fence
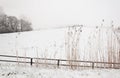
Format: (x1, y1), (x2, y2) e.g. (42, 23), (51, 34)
(0, 55), (120, 69)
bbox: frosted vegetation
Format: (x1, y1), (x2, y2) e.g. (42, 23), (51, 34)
(0, 24), (120, 69)
(0, 7), (33, 33)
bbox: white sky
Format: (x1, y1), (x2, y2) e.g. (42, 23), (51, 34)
(0, 0), (120, 29)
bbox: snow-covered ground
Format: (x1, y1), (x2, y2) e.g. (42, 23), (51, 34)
(0, 63), (120, 78)
(0, 27), (120, 78)
(0, 27), (120, 63)
(0, 27), (120, 77)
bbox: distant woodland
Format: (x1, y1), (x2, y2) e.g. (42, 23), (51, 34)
(0, 7), (33, 33)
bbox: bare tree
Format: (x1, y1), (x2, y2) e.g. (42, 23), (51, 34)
(7, 16), (18, 32)
(19, 18), (32, 32)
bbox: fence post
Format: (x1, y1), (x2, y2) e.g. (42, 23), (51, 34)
(57, 60), (60, 67)
(30, 58), (33, 66)
(92, 62), (94, 69)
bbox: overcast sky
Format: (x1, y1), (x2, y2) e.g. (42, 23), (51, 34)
(0, 0), (120, 29)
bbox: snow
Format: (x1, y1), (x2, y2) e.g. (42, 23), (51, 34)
(0, 63), (120, 78)
(0, 29), (66, 58)
(0, 27), (120, 62)
(0, 27), (120, 78)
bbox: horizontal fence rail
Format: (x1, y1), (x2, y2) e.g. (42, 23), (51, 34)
(0, 54), (120, 69)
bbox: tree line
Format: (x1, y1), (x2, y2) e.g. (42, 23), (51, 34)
(0, 8), (33, 33)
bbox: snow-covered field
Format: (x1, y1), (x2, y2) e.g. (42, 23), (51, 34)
(0, 27), (120, 78)
(0, 63), (120, 78)
(0, 27), (119, 61)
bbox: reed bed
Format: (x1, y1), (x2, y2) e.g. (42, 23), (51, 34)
(15, 24), (120, 69)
